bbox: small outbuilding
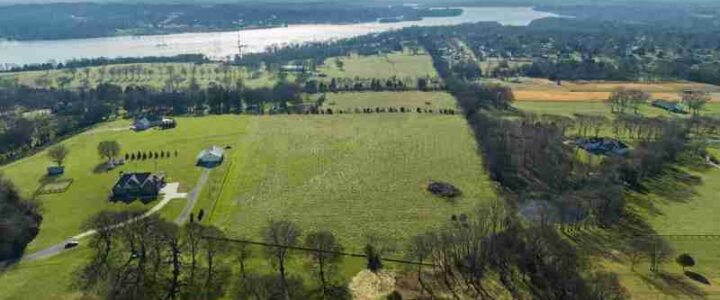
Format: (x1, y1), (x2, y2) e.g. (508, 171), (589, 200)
(197, 146), (225, 167)
(47, 166), (65, 176)
(131, 115), (175, 131)
(652, 99), (687, 114)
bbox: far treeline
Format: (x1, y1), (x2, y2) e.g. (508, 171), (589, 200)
(0, 2), (455, 41)
(236, 7), (720, 86)
(0, 80), (300, 164)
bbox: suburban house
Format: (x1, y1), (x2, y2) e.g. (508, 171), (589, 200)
(47, 166), (65, 176)
(131, 115), (176, 131)
(280, 65), (306, 73)
(110, 172), (165, 201)
(652, 99), (687, 114)
(575, 137), (630, 156)
(197, 146), (225, 167)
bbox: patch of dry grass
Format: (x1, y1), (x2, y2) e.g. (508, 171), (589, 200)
(349, 270), (397, 300)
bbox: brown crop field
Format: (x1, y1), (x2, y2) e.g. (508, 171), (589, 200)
(498, 77), (720, 102)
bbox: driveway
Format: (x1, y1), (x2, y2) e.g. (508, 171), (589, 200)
(15, 182), (187, 263)
(175, 168), (212, 225)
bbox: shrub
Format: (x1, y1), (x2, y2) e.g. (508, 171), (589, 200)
(676, 253), (696, 270)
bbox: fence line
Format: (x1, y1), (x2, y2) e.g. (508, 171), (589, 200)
(202, 236), (433, 267)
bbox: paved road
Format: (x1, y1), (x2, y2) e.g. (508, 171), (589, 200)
(9, 183), (187, 264)
(175, 168), (212, 225)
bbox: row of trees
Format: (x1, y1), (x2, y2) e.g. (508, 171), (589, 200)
(405, 202), (628, 299)
(78, 212), (362, 300)
(124, 151), (178, 161)
(303, 77), (443, 94)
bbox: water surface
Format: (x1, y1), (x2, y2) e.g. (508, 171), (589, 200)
(0, 7), (557, 65)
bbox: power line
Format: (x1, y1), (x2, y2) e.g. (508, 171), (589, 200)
(202, 236), (433, 267)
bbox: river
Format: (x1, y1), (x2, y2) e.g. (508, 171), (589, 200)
(0, 7), (557, 66)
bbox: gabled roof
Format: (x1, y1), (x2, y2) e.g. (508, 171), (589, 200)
(117, 172), (149, 186)
(197, 146), (225, 160)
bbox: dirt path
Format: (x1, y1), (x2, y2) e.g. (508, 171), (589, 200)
(6, 183), (187, 264)
(175, 168), (212, 225)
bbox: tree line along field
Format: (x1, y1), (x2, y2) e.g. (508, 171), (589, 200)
(0, 50), (438, 92)
(0, 91), (496, 299)
(0, 63), (279, 90)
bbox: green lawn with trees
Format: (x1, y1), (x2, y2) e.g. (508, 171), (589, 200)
(0, 91), (497, 299)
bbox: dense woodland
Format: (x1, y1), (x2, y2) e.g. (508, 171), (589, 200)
(0, 175), (42, 261)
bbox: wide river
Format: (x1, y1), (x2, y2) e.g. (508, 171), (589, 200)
(0, 7), (557, 66)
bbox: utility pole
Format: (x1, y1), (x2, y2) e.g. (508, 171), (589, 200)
(237, 33), (247, 61)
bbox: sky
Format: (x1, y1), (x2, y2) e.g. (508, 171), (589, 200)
(0, 0), (713, 5)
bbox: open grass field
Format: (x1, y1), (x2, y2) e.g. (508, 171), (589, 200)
(209, 112), (495, 252)
(0, 63), (278, 90)
(322, 91), (457, 111)
(316, 51), (438, 79)
(0, 91), (496, 299)
(487, 77), (720, 102)
(514, 101), (720, 118)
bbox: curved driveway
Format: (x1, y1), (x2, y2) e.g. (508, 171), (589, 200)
(7, 182), (187, 264)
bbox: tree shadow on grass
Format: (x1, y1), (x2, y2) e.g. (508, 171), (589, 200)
(92, 162), (110, 174)
(639, 272), (706, 299)
(685, 271), (712, 286)
(642, 168), (701, 203)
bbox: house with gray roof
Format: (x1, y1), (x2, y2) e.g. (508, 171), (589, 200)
(197, 146), (225, 167)
(110, 172), (165, 201)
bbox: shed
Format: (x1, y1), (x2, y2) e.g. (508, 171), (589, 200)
(47, 166), (65, 176)
(197, 146), (225, 167)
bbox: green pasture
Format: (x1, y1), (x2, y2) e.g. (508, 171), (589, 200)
(0, 91), (496, 299)
(208, 112), (496, 253)
(316, 51), (437, 79)
(322, 91), (457, 111)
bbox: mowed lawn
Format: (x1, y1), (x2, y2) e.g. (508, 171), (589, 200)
(317, 51), (438, 79)
(322, 91), (457, 111)
(0, 115), (252, 252)
(210, 113), (495, 252)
